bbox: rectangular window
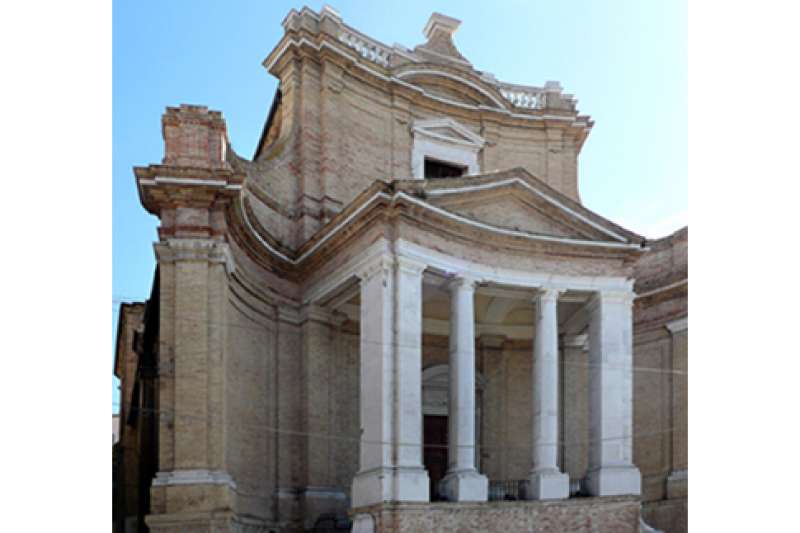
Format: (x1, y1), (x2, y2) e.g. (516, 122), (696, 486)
(424, 158), (466, 179)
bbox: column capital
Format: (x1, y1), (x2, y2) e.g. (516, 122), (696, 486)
(395, 255), (427, 276)
(300, 303), (343, 325)
(533, 287), (563, 303)
(154, 238), (235, 274)
(356, 253), (393, 282)
(447, 274), (478, 293)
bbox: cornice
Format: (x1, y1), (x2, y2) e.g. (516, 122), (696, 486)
(232, 176), (644, 280)
(262, 32), (584, 126)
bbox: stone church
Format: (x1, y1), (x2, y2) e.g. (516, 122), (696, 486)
(113, 7), (687, 533)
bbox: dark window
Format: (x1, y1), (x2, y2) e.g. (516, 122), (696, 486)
(424, 158), (466, 179)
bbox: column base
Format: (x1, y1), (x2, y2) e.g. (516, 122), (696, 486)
(440, 469), (489, 502)
(300, 486), (349, 530)
(585, 465), (642, 496)
(525, 469), (569, 500)
(351, 466), (430, 507)
(666, 469), (687, 499)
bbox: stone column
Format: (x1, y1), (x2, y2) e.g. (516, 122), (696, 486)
(441, 277), (488, 501)
(528, 288), (569, 500)
(665, 317), (688, 499)
(351, 254), (429, 507)
(585, 290), (642, 496)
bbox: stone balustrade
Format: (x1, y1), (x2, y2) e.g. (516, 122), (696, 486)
(498, 85), (545, 109)
(338, 27), (391, 67)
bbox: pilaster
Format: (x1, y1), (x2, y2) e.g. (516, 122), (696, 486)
(560, 333), (589, 483)
(351, 253), (430, 507)
(665, 317), (688, 499)
(585, 290), (642, 497)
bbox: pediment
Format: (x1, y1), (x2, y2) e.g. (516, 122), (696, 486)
(395, 67), (509, 110)
(412, 117), (486, 148)
(418, 171), (641, 244)
(434, 191), (594, 240)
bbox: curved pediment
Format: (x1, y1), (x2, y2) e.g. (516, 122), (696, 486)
(394, 65), (509, 110)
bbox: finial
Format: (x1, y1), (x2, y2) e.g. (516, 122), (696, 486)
(423, 13), (462, 40)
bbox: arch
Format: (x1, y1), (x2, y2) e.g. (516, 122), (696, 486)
(422, 364), (486, 416)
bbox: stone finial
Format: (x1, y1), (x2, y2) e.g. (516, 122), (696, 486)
(423, 13), (461, 40)
(415, 13), (470, 66)
(161, 104), (229, 170)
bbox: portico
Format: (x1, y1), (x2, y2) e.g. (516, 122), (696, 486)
(305, 232), (642, 509)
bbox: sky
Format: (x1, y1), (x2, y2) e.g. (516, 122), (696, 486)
(112, 0), (687, 411)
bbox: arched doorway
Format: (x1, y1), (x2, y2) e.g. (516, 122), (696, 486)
(422, 364), (485, 500)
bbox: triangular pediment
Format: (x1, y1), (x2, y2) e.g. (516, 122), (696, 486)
(412, 117), (486, 148)
(438, 192), (588, 239)
(415, 169), (642, 244)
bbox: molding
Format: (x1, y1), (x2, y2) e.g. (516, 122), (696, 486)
(412, 117), (488, 148)
(447, 275), (478, 293)
(152, 469), (236, 490)
(277, 306), (303, 326)
(302, 238), (391, 305)
(263, 37), (579, 123)
(395, 254), (428, 276)
(665, 317), (688, 334)
(300, 303), (339, 325)
(635, 279), (688, 299)
(397, 70), (506, 109)
(396, 191), (640, 249)
(534, 287), (563, 303)
(667, 469), (688, 482)
(139, 176), (242, 190)
(154, 239), (235, 274)
(243, 188), (640, 272)
(395, 238), (635, 293)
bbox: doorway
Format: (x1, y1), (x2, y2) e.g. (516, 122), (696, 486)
(423, 415), (448, 501)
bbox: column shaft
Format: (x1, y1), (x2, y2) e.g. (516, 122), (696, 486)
(528, 288), (569, 500)
(440, 277), (488, 502)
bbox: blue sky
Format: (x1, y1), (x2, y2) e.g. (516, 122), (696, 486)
(112, 0), (686, 411)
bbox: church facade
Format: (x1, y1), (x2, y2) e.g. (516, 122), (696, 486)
(114, 7), (687, 532)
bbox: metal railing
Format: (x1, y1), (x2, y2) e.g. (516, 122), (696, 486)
(488, 479), (526, 501)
